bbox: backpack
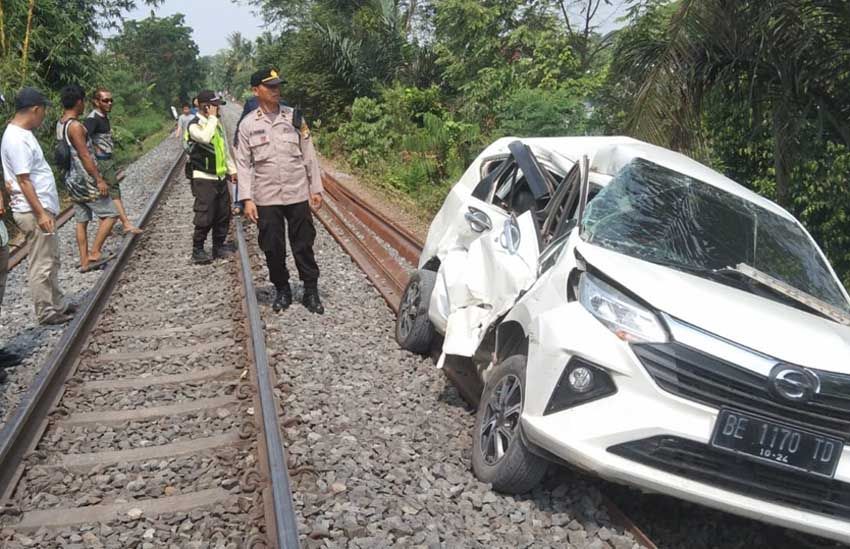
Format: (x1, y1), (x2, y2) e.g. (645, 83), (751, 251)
(54, 119), (74, 173)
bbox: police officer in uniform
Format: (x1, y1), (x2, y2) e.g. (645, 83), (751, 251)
(235, 68), (324, 314)
(186, 90), (238, 264)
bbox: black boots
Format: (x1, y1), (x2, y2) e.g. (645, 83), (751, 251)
(0, 349), (21, 384)
(272, 286), (293, 313)
(212, 243), (236, 259)
(272, 286), (324, 314)
(302, 288), (325, 315)
(0, 349), (21, 368)
(192, 247), (212, 265)
(195, 242), (236, 263)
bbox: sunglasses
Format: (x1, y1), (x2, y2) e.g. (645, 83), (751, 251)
(99, 98), (114, 103)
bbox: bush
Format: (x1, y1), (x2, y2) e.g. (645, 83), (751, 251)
(496, 87), (589, 138)
(336, 97), (396, 167)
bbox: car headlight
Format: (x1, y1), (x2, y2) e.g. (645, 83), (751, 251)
(578, 272), (668, 343)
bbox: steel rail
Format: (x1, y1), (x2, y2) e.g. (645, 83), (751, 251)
(0, 152), (186, 502)
(314, 196), (410, 311)
(322, 173), (423, 265)
(234, 218), (300, 549)
(227, 103), (300, 547)
(313, 173), (658, 549)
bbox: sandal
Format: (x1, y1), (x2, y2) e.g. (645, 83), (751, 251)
(79, 252), (115, 273)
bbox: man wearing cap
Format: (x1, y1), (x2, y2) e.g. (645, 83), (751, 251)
(185, 90), (238, 264)
(1, 87), (74, 325)
(235, 68), (325, 315)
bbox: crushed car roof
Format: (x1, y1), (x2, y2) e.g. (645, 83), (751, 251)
(483, 136), (795, 222)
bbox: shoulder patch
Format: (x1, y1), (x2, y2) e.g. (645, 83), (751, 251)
(300, 121), (311, 139)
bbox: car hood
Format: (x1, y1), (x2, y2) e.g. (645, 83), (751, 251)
(576, 242), (850, 374)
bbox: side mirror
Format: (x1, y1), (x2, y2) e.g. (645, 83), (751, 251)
(170, 106), (178, 120)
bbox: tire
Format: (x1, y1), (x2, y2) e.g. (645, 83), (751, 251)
(472, 354), (548, 494)
(396, 269), (437, 354)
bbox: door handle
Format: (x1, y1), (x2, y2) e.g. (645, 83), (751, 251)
(465, 207), (492, 233)
(500, 218), (521, 254)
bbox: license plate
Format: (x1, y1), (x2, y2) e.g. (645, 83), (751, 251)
(711, 408), (844, 478)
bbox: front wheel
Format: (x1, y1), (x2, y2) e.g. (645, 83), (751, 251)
(395, 269), (436, 354)
(472, 354), (548, 494)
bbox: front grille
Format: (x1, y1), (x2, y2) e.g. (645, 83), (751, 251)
(633, 342), (850, 439)
(609, 436), (850, 520)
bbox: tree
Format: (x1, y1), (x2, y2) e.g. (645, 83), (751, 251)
(107, 13), (203, 108)
(0, 0), (162, 90)
(608, 0), (850, 207)
(554, 0), (624, 72)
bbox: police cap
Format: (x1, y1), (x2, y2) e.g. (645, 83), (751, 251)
(250, 68), (284, 87)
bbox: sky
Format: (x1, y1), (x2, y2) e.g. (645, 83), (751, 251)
(122, 1), (631, 56)
(123, 0), (267, 56)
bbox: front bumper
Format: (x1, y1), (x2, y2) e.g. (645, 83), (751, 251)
(523, 391), (850, 544)
(518, 307), (850, 544)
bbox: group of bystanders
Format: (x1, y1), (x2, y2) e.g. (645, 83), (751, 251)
(0, 66), (329, 383)
(0, 84), (138, 380)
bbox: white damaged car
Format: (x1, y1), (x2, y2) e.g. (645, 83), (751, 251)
(395, 136), (850, 544)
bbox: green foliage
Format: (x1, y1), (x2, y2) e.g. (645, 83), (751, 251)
(396, 113), (479, 190)
(495, 87), (588, 137)
(237, 0), (850, 288)
(107, 13), (203, 108)
(1, 1), (183, 239)
(336, 97), (396, 167)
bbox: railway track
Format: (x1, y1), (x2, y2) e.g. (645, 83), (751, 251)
(315, 172), (657, 549)
(0, 151), (299, 547)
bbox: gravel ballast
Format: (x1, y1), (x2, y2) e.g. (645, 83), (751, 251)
(1, 105), (268, 548)
(0, 135), (184, 426)
(244, 219), (641, 548)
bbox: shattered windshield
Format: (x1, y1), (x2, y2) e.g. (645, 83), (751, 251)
(581, 158), (850, 313)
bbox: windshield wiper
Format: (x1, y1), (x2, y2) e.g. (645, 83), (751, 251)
(714, 264), (850, 326)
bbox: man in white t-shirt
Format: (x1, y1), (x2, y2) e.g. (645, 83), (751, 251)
(1, 87), (74, 325)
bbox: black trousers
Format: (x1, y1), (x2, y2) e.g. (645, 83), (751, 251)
(257, 202), (319, 290)
(191, 178), (231, 248)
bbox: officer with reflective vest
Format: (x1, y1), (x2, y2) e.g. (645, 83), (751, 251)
(185, 90), (237, 264)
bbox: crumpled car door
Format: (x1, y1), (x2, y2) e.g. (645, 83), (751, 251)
(438, 209), (540, 357)
(432, 141), (552, 358)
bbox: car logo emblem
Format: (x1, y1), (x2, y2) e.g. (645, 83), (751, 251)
(768, 364), (820, 403)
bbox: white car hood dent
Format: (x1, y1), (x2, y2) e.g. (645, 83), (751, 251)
(441, 214), (539, 357)
(576, 242), (850, 374)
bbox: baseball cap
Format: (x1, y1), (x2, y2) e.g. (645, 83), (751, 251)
(196, 90), (226, 105)
(250, 68), (283, 87)
(15, 87), (51, 110)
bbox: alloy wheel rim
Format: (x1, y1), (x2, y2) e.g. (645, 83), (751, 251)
(480, 374), (522, 466)
(398, 279), (421, 339)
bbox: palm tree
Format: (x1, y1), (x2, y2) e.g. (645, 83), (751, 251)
(611, 0), (850, 207)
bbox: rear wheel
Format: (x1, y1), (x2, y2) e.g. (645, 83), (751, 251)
(472, 354), (548, 494)
(395, 269), (436, 354)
